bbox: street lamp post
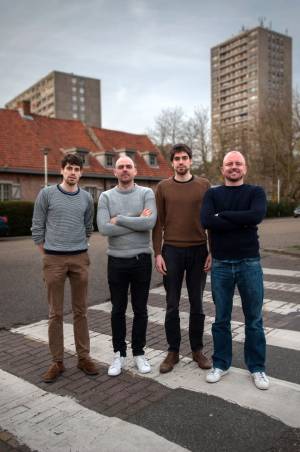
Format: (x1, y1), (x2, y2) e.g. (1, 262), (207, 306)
(41, 147), (50, 187)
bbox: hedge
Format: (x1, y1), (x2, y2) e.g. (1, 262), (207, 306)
(0, 200), (297, 237)
(0, 201), (34, 236)
(266, 201), (297, 218)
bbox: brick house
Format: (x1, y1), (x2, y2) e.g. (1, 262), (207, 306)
(0, 102), (172, 202)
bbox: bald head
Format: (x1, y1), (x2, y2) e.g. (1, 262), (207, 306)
(114, 155), (137, 189)
(223, 151), (246, 166)
(221, 151), (247, 186)
(115, 156), (135, 169)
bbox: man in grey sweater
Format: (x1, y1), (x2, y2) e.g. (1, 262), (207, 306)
(97, 156), (157, 376)
(32, 154), (98, 383)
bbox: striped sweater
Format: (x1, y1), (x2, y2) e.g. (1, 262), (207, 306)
(31, 184), (94, 253)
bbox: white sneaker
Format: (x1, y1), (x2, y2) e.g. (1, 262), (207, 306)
(206, 367), (228, 383)
(108, 352), (125, 376)
(134, 355), (151, 374)
(252, 372), (270, 390)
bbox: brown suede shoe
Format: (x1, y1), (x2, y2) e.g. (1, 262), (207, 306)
(159, 352), (179, 374)
(42, 361), (65, 383)
(77, 357), (99, 375)
(192, 350), (212, 369)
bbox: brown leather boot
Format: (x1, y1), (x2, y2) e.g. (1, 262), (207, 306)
(42, 361), (65, 383)
(77, 357), (99, 375)
(192, 350), (212, 369)
(159, 352), (179, 374)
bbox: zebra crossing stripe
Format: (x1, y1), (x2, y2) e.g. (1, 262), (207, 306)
(205, 276), (300, 293)
(91, 302), (300, 352)
(150, 287), (300, 315)
(263, 268), (300, 278)
(0, 369), (186, 452)
(11, 321), (300, 429)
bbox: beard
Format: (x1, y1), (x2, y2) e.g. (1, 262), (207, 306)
(66, 178), (77, 184)
(175, 166), (189, 176)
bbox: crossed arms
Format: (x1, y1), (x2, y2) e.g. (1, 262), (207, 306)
(97, 191), (157, 236)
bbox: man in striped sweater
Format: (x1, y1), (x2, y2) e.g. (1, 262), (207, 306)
(32, 154), (98, 383)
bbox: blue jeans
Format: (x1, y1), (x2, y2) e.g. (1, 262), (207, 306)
(211, 258), (266, 373)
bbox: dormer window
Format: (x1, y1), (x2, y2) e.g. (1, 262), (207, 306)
(105, 153), (114, 168)
(149, 153), (157, 167)
(76, 148), (89, 167)
(125, 149), (136, 160)
(63, 147), (90, 167)
(141, 151), (158, 167)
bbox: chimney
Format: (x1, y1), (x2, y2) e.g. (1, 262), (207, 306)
(17, 100), (32, 118)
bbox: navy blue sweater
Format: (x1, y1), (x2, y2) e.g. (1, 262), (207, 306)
(200, 184), (267, 260)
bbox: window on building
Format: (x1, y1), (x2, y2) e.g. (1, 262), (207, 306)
(72, 96), (77, 102)
(105, 154), (114, 168)
(76, 149), (89, 167)
(0, 183), (20, 201)
(0, 183), (12, 201)
(125, 149), (135, 160)
(72, 78), (77, 84)
(73, 113), (78, 119)
(149, 153), (157, 167)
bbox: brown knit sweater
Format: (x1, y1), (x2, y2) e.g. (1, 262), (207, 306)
(152, 176), (210, 256)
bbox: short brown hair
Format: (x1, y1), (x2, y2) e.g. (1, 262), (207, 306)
(169, 143), (192, 161)
(61, 153), (83, 169)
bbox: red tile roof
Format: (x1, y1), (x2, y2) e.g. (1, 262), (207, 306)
(0, 109), (172, 179)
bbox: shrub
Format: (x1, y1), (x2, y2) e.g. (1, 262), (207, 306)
(0, 201), (34, 236)
(266, 201), (296, 217)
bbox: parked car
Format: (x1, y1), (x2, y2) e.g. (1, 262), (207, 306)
(294, 205), (300, 218)
(0, 215), (9, 236)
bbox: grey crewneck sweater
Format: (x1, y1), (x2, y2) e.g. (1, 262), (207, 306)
(32, 184), (94, 252)
(97, 184), (157, 257)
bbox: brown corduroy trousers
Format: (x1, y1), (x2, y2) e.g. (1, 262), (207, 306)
(43, 252), (90, 362)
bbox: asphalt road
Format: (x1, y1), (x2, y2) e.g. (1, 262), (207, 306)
(0, 233), (161, 329)
(0, 217), (299, 451)
(0, 217), (299, 329)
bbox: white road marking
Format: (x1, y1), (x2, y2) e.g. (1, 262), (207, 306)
(263, 268), (300, 278)
(91, 302), (300, 352)
(10, 321), (300, 429)
(205, 275), (300, 293)
(0, 369), (187, 452)
(150, 287), (300, 315)
(263, 280), (300, 293)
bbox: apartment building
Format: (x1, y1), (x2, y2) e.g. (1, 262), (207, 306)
(211, 26), (292, 153)
(5, 71), (101, 127)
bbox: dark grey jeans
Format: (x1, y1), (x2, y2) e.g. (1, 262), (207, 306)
(162, 244), (208, 353)
(108, 253), (152, 357)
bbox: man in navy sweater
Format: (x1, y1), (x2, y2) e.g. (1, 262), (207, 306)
(201, 151), (269, 390)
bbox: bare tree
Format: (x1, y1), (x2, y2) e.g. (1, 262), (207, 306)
(148, 106), (213, 176)
(147, 107), (185, 156)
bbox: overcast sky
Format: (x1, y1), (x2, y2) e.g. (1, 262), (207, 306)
(0, 0), (299, 134)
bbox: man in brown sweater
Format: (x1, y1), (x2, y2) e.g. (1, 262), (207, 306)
(153, 143), (212, 373)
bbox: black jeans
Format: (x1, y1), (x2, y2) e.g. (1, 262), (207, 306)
(107, 253), (152, 357)
(162, 244), (208, 353)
